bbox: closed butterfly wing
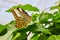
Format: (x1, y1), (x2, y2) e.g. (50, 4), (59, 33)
(11, 8), (31, 28)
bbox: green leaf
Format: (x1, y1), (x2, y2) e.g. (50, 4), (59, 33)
(52, 29), (60, 35)
(37, 24), (51, 34)
(25, 23), (51, 34)
(48, 23), (60, 35)
(53, 12), (60, 29)
(53, 11), (59, 16)
(54, 14), (60, 20)
(50, 5), (60, 10)
(54, 13), (60, 23)
(6, 8), (11, 13)
(0, 24), (8, 36)
(15, 23), (50, 34)
(30, 33), (40, 40)
(47, 35), (56, 40)
(0, 28), (7, 36)
(26, 23), (38, 32)
(47, 35), (60, 40)
(12, 31), (27, 40)
(0, 24), (7, 33)
(6, 6), (18, 13)
(39, 13), (53, 24)
(39, 34), (50, 40)
(8, 20), (16, 25)
(18, 4), (39, 12)
(56, 35), (60, 40)
(7, 20), (16, 29)
(55, 23), (60, 29)
(6, 4), (39, 13)
(12, 32), (21, 40)
(32, 13), (39, 21)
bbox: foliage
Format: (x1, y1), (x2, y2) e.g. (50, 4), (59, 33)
(6, 4), (39, 13)
(0, 24), (7, 36)
(0, 2), (60, 40)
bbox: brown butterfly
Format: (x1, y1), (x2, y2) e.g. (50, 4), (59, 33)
(11, 8), (31, 28)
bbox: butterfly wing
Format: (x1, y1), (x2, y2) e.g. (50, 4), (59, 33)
(11, 8), (31, 28)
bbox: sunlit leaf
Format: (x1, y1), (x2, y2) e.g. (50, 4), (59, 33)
(6, 4), (39, 13)
(18, 4), (39, 11)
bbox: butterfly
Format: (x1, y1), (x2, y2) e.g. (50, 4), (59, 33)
(11, 8), (31, 28)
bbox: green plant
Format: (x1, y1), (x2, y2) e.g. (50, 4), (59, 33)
(0, 1), (60, 40)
